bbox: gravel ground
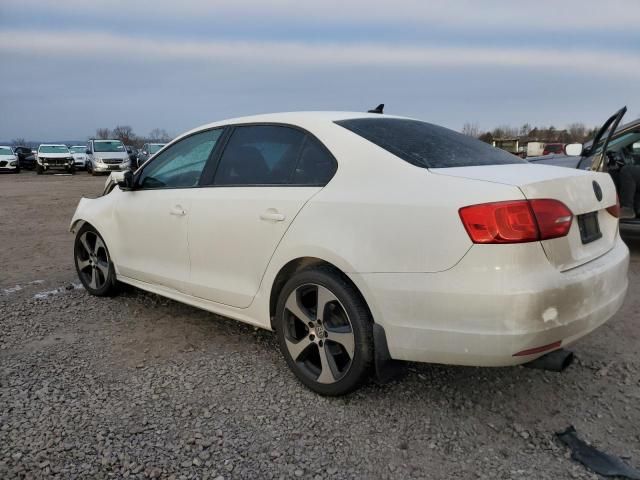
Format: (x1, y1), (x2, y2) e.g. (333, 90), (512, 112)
(1, 172), (639, 479)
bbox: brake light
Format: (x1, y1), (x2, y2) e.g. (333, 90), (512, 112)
(459, 199), (573, 244)
(606, 195), (620, 218)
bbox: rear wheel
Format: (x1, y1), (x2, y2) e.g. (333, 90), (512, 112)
(74, 225), (119, 296)
(275, 267), (373, 396)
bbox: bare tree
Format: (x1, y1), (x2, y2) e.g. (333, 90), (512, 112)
(568, 122), (587, 142)
(519, 124), (531, 137)
(461, 122), (480, 138)
(96, 128), (111, 139)
(112, 125), (136, 145)
(148, 128), (171, 142)
(11, 137), (26, 146)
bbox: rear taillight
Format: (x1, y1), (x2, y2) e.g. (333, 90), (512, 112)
(606, 196), (620, 218)
(459, 199), (573, 244)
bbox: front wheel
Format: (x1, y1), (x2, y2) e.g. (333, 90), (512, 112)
(275, 267), (373, 396)
(36, 165), (43, 175)
(74, 225), (119, 296)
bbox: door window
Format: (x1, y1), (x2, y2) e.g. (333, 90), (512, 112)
(292, 137), (337, 185)
(138, 129), (222, 189)
(213, 126), (306, 185)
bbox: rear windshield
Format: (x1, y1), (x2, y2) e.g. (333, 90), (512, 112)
(335, 118), (525, 168)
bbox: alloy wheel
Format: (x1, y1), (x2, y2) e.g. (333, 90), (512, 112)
(282, 284), (356, 384)
(76, 231), (110, 290)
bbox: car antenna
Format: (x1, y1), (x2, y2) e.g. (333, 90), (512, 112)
(367, 104), (384, 114)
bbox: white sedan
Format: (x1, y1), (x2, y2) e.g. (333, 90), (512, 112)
(70, 111), (629, 395)
(0, 145), (20, 173)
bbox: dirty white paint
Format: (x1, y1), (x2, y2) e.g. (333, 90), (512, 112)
(542, 307), (559, 323)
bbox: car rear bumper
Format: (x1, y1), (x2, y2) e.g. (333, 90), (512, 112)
(350, 236), (629, 366)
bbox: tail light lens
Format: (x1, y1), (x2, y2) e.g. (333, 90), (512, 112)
(459, 199), (573, 244)
(606, 196), (620, 218)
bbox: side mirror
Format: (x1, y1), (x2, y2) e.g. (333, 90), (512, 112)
(85, 149), (91, 155)
(117, 170), (135, 191)
(565, 143), (583, 157)
(142, 151), (148, 155)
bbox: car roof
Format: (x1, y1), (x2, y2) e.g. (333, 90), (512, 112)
(179, 111), (412, 139)
(39, 144), (67, 147)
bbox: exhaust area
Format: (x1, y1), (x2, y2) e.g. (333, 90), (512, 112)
(524, 348), (574, 372)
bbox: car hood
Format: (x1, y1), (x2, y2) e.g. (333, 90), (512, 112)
(0, 154), (16, 160)
(71, 153), (86, 158)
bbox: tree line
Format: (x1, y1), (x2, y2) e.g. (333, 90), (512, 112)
(463, 122), (599, 144)
(94, 126), (172, 148)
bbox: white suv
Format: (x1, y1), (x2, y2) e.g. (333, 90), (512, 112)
(86, 139), (131, 176)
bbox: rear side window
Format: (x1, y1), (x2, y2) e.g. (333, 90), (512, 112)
(336, 118), (525, 168)
(213, 125), (312, 185)
(292, 137), (336, 185)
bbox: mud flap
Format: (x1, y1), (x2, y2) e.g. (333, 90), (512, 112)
(373, 324), (406, 383)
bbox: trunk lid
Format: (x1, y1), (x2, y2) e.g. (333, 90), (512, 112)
(431, 163), (618, 271)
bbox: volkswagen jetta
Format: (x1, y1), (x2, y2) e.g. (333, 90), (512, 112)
(70, 111), (629, 395)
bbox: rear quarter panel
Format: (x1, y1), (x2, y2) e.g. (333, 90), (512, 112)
(267, 123), (526, 275)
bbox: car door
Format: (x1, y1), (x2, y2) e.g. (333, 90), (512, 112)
(186, 124), (337, 308)
(112, 129), (224, 292)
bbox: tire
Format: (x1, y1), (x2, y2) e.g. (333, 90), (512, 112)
(74, 225), (119, 297)
(87, 163), (93, 175)
(275, 266), (373, 396)
(14, 167), (21, 174)
(68, 166), (76, 175)
(36, 165), (43, 175)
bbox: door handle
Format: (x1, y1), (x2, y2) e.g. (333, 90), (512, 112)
(260, 210), (286, 222)
(169, 206), (186, 216)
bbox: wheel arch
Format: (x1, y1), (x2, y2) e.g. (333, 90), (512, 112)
(268, 256), (373, 329)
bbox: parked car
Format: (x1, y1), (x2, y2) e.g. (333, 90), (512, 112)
(0, 145), (20, 173)
(69, 145), (89, 170)
(36, 144), (75, 174)
(71, 111), (629, 395)
(12, 146), (36, 170)
(529, 107), (639, 232)
(85, 139), (131, 175)
(137, 143), (166, 167)
(542, 143), (566, 155)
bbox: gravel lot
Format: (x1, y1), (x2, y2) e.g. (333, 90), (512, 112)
(1, 172), (639, 479)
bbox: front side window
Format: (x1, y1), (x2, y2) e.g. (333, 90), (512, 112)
(213, 125), (306, 185)
(336, 118), (525, 168)
(149, 144), (165, 154)
(93, 140), (125, 152)
(138, 129), (222, 189)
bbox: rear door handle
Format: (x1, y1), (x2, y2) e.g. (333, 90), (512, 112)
(169, 206), (186, 216)
(260, 210), (286, 222)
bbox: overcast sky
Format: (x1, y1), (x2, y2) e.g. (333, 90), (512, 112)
(1, 0), (639, 141)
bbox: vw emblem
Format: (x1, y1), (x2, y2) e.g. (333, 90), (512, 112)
(592, 181), (603, 202)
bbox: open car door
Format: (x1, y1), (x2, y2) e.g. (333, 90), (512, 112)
(586, 106), (627, 172)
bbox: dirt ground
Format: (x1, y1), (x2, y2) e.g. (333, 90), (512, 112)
(1, 171), (639, 479)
